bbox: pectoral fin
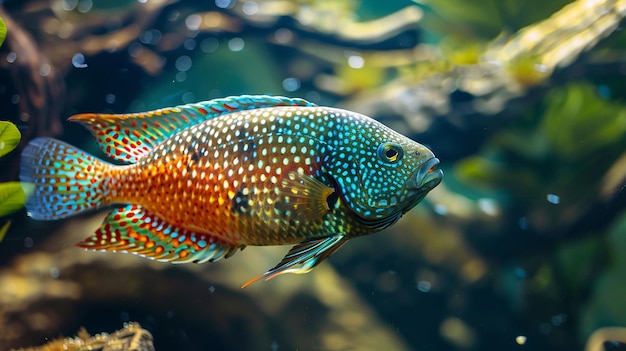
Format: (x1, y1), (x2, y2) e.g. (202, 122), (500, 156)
(241, 234), (347, 288)
(280, 171), (336, 219)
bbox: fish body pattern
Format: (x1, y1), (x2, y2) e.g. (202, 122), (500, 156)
(20, 95), (443, 286)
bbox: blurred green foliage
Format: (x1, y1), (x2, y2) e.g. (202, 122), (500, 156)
(580, 213), (626, 338)
(0, 120), (20, 158)
(0, 221), (9, 244)
(0, 121), (28, 219)
(0, 182), (29, 218)
(555, 236), (604, 294)
(542, 84), (626, 161)
(0, 121), (25, 244)
(0, 17), (6, 48)
(455, 83), (626, 208)
(132, 39), (284, 111)
(418, 0), (571, 40)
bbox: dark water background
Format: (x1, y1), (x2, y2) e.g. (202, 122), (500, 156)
(1, 0), (626, 350)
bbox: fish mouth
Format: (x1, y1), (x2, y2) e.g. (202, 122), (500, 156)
(408, 157), (443, 191)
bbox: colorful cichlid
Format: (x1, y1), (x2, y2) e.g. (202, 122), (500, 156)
(19, 95), (442, 287)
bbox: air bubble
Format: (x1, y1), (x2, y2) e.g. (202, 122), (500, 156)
(105, 93), (116, 104)
(128, 42), (144, 58)
(305, 91), (321, 102)
(348, 55), (364, 69)
(77, 0), (93, 13)
(417, 281), (431, 292)
(72, 53), (88, 68)
(175, 55), (192, 72)
(274, 28), (293, 44)
(184, 39), (196, 50)
(477, 198), (498, 216)
(140, 29), (162, 45)
(242, 1), (258, 15)
(185, 14), (202, 30)
(62, 0), (78, 11)
(168, 10), (181, 22)
(201, 38), (219, 53)
(215, 0), (232, 9)
(546, 194), (560, 204)
(282, 78), (300, 92)
(182, 91), (195, 103)
(50, 267), (60, 279)
(228, 38), (245, 52)
(516, 217), (527, 230)
(39, 63), (51, 77)
(433, 204), (448, 215)
(6, 52), (17, 63)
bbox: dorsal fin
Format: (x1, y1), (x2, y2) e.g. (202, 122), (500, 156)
(69, 95), (317, 163)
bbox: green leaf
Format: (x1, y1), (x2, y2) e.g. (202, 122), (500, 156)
(0, 121), (21, 158)
(0, 17), (6, 48)
(0, 182), (32, 217)
(541, 83), (626, 160)
(0, 220), (10, 244)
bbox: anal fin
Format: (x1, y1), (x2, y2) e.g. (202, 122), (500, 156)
(77, 205), (242, 264)
(242, 234), (347, 288)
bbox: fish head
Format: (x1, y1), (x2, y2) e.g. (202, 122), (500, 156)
(327, 114), (442, 228)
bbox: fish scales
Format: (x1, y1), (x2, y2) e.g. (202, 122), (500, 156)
(19, 95), (443, 286)
(108, 106), (378, 245)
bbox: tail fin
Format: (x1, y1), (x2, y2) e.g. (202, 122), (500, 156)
(20, 137), (113, 220)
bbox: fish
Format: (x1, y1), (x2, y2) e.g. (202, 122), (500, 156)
(19, 95), (443, 287)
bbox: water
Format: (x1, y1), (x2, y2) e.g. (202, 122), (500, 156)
(1, 0), (626, 350)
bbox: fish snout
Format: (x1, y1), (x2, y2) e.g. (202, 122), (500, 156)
(408, 157), (443, 190)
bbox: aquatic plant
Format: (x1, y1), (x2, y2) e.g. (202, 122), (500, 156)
(0, 120), (36, 245)
(0, 121), (24, 242)
(0, 16), (6, 47)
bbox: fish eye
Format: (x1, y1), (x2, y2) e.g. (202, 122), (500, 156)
(377, 142), (403, 163)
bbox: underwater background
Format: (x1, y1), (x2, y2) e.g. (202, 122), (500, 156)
(1, 0), (626, 350)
